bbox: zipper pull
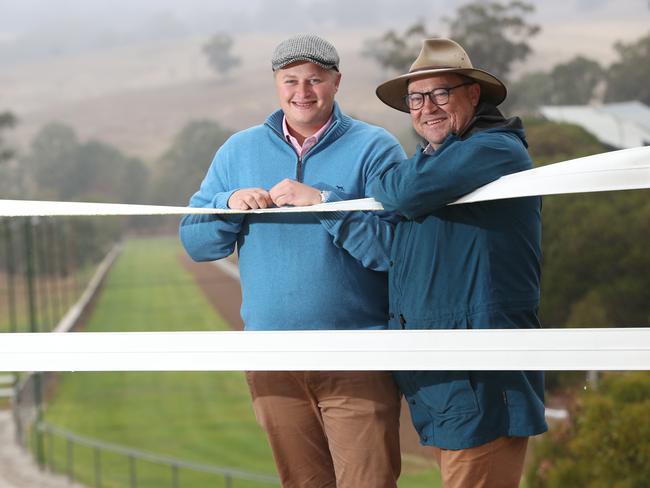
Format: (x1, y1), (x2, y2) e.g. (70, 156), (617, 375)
(296, 156), (303, 182)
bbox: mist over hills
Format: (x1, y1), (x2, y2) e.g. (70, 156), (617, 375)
(1, 0), (648, 66)
(1, 0), (649, 161)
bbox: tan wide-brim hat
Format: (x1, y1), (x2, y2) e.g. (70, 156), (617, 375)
(376, 38), (507, 112)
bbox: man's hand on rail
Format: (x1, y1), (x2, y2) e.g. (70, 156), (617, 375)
(269, 179), (322, 207)
(228, 188), (274, 210)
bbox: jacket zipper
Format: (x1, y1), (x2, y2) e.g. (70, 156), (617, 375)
(392, 223), (413, 328)
(296, 156), (303, 183)
(393, 223), (412, 298)
(266, 117), (338, 185)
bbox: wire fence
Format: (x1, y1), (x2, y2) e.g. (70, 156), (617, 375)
(1, 215), (117, 471)
(0, 216), (85, 334)
(38, 423), (279, 488)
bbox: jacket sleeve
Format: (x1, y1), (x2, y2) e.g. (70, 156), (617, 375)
(370, 132), (530, 220)
(316, 142), (406, 272)
(179, 147), (245, 262)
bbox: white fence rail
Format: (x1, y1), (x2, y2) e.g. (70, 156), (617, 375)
(1, 328), (649, 372)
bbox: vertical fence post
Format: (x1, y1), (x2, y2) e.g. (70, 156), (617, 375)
(47, 218), (62, 324)
(12, 378), (23, 445)
(225, 473), (233, 488)
(35, 217), (53, 330)
(171, 464), (179, 488)
(59, 220), (71, 312)
(3, 218), (18, 332)
(129, 455), (137, 488)
(47, 427), (54, 472)
(66, 436), (74, 482)
(94, 447), (102, 488)
(24, 217), (45, 467)
(24, 217), (39, 333)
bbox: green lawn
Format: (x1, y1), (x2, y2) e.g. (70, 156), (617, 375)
(43, 237), (441, 487)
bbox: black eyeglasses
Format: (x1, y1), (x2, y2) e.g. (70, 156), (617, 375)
(404, 82), (473, 111)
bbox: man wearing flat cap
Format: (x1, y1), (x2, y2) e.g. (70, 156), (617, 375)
(180, 34), (405, 487)
(370, 38), (548, 487)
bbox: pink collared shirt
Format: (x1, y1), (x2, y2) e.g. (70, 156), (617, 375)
(282, 115), (333, 158)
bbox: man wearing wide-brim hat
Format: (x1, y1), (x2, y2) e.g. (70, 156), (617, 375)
(370, 38), (548, 488)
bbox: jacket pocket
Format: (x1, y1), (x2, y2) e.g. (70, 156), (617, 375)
(412, 371), (479, 418)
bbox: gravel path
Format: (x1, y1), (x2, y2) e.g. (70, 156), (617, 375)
(0, 410), (85, 488)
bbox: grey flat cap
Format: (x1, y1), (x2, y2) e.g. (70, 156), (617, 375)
(272, 34), (339, 71)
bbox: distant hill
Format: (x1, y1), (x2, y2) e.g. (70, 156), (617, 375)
(2, 16), (648, 163)
(1, 33), (407, 162)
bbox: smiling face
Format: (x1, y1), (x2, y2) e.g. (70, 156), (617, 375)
(274, 61), (341, 142)
(408, 73), (481, 149)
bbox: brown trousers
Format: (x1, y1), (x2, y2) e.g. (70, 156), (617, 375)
(246, 371), (402, 488)
(433, 436), (529, 488)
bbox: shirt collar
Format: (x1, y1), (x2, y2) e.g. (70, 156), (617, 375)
(282, 114), (333, 155)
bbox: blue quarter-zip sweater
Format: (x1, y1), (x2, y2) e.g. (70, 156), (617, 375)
(370, 104), (548, 450)
(180, 103), (406, 331)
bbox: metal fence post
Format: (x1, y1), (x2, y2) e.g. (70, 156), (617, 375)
(2, 218), (18, 332)
(23, 217), (38, 333)
(66, 436), (74, 482)
(13, 380), (23, 445)
(46, 427), (53, 471)
(59, 221), (71, 311)
(35, 217), (53, 330)
(47, 218), (62, 324)
(94, 447), (102, 488)
(24, 217), (45, 466)
(129, 455), (137, 488)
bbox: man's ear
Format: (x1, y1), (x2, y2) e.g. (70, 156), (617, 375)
(334, 71), (342, 91)
(470, 83), (481, 107)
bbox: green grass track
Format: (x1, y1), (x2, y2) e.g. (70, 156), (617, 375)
(43, 237), (441, 487)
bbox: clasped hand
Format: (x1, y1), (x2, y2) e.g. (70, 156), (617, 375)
(227, 179), (321, 210)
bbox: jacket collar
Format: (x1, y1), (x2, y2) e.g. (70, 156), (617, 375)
(459, 102), (527, 147)
(265, 102), (352, 143)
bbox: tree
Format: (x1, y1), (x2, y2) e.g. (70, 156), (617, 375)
(444, 1), (540, 82)
(0, 111), (17, 163)
(21, 122), (149, 203)
(506, 55), (603, 114)
(506, 71), (554, 114)
(604, 32), (650, 106)
(527, 372), (650, 487)
(363, 1), (539, 82)
(523, 119), (649, 329)
(202, 33), (241, 78)
(548, 56), (604, 105)
(23, 122), (79, 198)
(361, 22), (436, 73)
(152, 120), (233, 206)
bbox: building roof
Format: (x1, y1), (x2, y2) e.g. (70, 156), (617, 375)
(540, 101), (650, 149)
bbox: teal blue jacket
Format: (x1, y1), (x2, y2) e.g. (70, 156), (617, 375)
(179, 103), (406, 331)
(370, 105), (548, 449)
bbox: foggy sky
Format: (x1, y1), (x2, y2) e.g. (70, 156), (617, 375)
(1, 0), (648, 41)
(0, 0), (648, 68)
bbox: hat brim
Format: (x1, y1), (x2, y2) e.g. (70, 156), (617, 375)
(376, 67), (507, 113)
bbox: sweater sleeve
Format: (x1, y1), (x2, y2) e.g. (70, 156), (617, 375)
(179, 145), (245, 262)
(317, 140), (406, 272)
(370, 132), (530, 220)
